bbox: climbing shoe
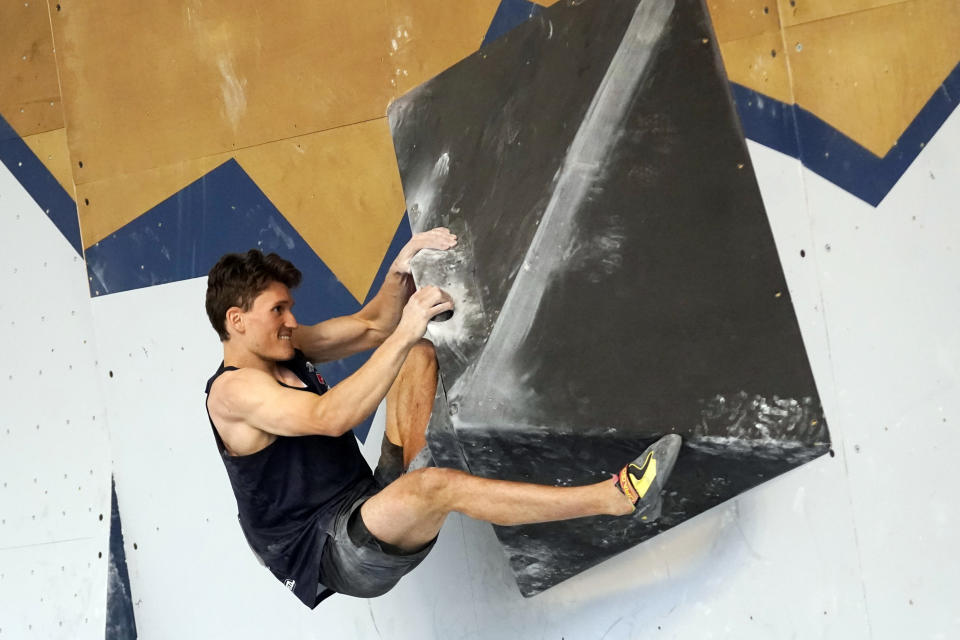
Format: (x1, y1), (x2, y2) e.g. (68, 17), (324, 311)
(614, 433), (682, 521)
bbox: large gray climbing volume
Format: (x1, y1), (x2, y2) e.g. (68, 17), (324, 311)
(389, 0), (830, 596)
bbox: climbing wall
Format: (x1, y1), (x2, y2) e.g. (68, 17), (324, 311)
(0, 162), (111, 637)
(0, 0), (957, 636)
(393, 0), (834, 596)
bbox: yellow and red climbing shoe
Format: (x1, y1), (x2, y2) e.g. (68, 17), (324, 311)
(615, 433), (682, 521)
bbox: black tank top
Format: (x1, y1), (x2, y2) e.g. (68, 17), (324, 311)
(204, 349), (374, 607)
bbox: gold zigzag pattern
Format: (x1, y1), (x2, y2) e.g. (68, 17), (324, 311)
(1, 0), (958, 302)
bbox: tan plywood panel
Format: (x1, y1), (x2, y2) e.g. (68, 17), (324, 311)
(388, 0), (501, 94)
(707, 0), (781, 43)
(50, 0), (397, 186)
(77, 154), (230, 248)
(0, 0), (63, 137)
(235, 118), (406, 302)
(719, 30), (794, 104)
(78, 119), (403, 300)
(0, 99), (64, 142)
(785, 0), (960, 156)
(22, 128), (75, 196)
(777, 0), (908, 27)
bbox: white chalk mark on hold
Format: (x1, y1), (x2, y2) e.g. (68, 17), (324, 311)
(453, 0), (676, 422)
(434, 152), (450, 178)
(408, 151), (452, 223)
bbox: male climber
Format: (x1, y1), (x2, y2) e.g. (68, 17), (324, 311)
(204, 227), (682, 608)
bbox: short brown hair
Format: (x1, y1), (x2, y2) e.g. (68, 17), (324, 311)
(206, 250), (302, 341)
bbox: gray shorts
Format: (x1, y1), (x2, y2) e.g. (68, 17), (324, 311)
(319, 436), (436, 598)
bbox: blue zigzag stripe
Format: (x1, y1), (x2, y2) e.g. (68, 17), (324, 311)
(732, 59), (960, 206)
(2, 3), (956, 316)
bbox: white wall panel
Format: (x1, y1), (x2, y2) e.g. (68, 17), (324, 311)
(0, 538), (107, 638)
(799, 108), (960, 639)
(0, 162), (111, 638)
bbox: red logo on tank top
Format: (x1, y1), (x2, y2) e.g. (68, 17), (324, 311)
(305, 360), (328, 391)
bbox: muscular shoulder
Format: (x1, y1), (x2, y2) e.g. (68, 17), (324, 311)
(208, 369), (277, 456)
(210, 367), (273, 403)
